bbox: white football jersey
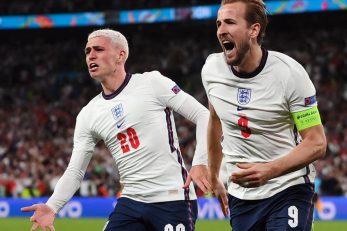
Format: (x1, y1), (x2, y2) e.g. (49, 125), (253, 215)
(202, 50), (317, 200)
(47, 71), (209, 212)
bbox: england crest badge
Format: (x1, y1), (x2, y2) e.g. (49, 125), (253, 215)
(111, 103), (124, 121)
(237, 88), (251, 105)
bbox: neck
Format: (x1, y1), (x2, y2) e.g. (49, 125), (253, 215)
(101, 68), (127, 95)
(233, 45), (263, 73)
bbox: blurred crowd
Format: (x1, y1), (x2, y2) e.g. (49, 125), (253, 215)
(0, 12), (347, 198)
(0, 0), (219, 15)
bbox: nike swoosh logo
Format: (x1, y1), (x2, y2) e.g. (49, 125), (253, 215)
(117, 122), (124, 128)
(237, 106), (247, 111)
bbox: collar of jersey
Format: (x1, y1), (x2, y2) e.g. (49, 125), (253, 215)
(102, 73), (132, 100)
(230, 48), (268, 79)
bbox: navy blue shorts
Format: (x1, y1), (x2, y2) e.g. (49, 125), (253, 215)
(229, 184), (316, 231)
(103, 197), (198, 231)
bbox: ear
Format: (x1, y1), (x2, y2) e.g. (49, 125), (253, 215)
(116, 50), (126, 63)
(249, 23), (260, 40)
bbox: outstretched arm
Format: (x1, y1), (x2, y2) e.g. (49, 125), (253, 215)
(21, 110), (96, 230)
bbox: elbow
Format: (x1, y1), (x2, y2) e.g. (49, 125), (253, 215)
(316, 136), (327, 159)
(65, 166), (85, 182)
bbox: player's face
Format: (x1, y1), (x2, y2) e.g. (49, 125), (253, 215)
(216, 2), (252, 66)
(85, 36), (120, 81)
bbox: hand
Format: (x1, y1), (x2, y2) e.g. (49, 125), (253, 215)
(183, 165), (211, 194)
(230, 162), (273, 188)
(21, 204), (56, 231)
(210, 177), (229, 217)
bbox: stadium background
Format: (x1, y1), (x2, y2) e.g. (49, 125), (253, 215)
(1, 0), (347, 230)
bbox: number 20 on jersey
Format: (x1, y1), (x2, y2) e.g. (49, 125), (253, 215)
(117, 128), (140, 153)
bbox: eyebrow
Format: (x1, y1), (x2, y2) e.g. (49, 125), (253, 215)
(216, 18), (236, 26)
(84, 45), (104, 54)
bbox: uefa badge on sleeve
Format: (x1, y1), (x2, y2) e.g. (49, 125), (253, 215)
(171, 85), (181, 94)
(304, 95), (317, 106)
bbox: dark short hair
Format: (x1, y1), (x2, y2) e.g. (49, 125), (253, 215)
(221, 0), (268, 45)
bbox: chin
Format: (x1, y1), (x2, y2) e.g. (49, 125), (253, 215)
(225, 56), (241, 66)
(225, 57), (235, 65)
(223, 53), (233, 65)
(90, 73), (100, 80)
(225, 59), (233, 65)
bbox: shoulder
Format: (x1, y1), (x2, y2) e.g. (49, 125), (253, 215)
(203, 52), (225, 69)
(78, 93), (102, 118)
(135, 70), (177, 86)
(202, 52), (226, 79)
(267, 51), (315, 98)
(267, 50), (309, 83)
(87, 93), (103, 106)
(268, 51), (305, 73)
(132, 70), (163, 79)
(131, 70), (171, 85)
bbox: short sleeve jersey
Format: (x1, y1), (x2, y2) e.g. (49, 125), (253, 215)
(202, 50), (318, 200)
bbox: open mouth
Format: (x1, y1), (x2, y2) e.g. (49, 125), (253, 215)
(89, 63), (99, 71)
(222, 40), (235, 53)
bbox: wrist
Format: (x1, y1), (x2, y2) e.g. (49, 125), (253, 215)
(209, 175), (220, 185)
(45, 203), (58, 215)
(266, 161), (280, 179)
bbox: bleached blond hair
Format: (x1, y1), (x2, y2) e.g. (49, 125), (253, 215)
(88, 28), (129, 61)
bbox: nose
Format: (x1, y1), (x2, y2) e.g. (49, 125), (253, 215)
(217, 23), (227, 36)
(88, 49), (96, 60)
